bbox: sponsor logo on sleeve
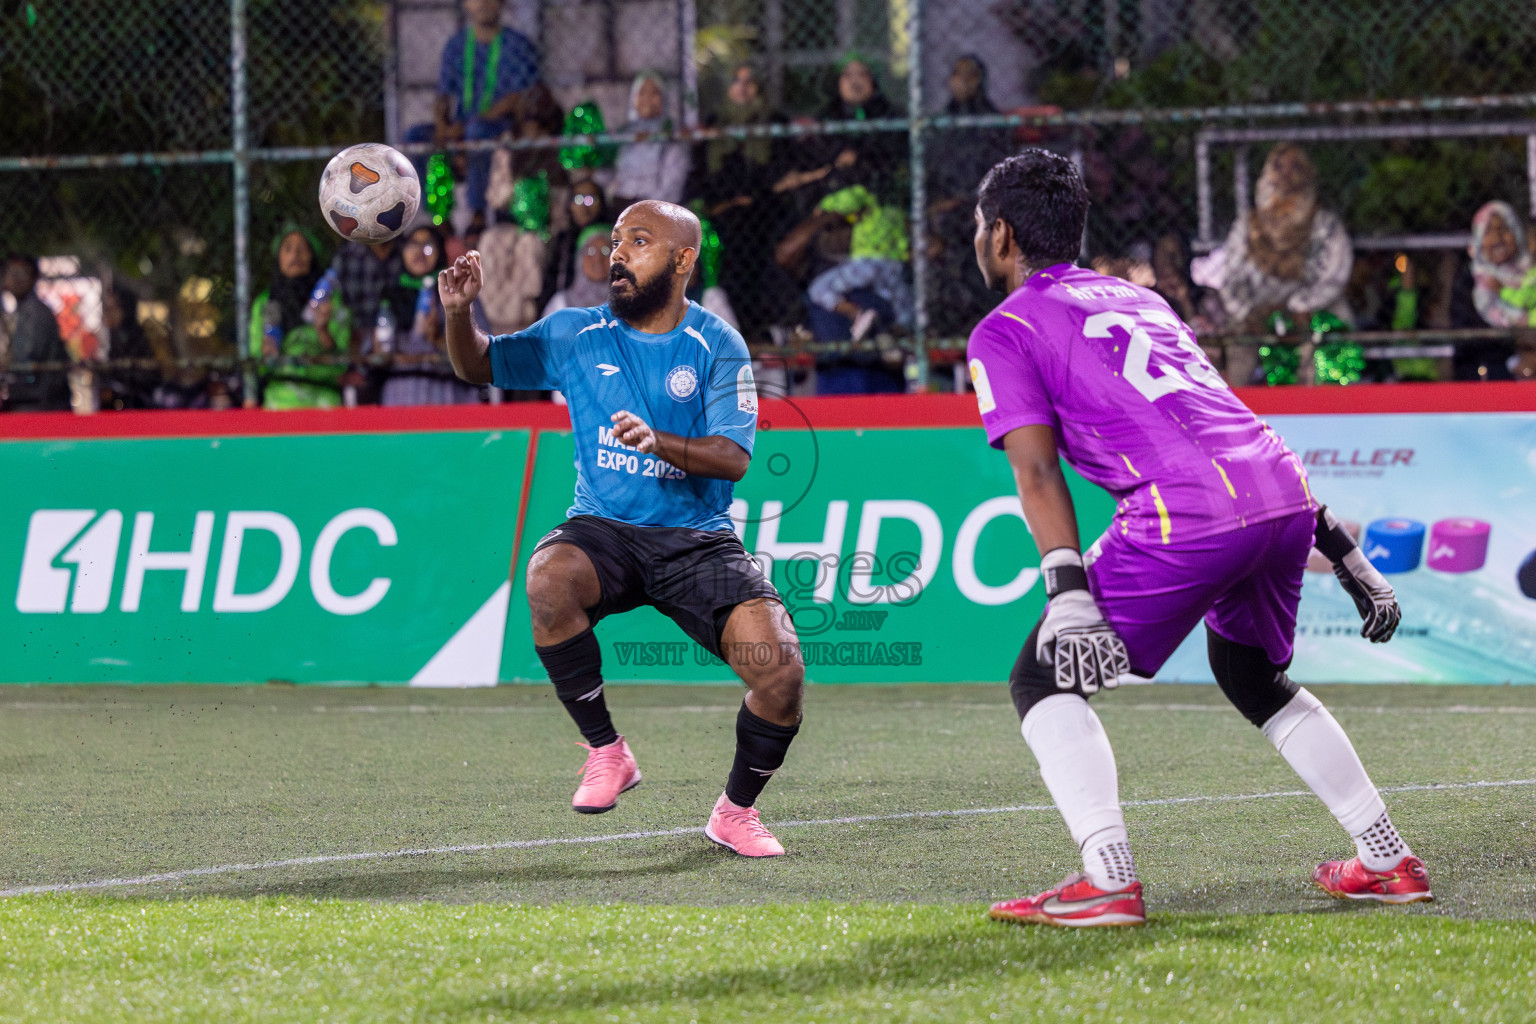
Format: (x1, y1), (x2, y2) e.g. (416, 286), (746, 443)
(736, 364), (758, 414)
(969, 358), (996, 414)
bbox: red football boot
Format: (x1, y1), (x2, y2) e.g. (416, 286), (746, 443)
(1313, 855), (1433, 904)
(989, 873), (1146, 927)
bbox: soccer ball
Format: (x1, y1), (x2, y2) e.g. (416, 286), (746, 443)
(318, 143), (421, 244)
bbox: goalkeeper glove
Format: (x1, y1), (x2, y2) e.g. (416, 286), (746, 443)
(1036, 548), (1130, 694)
(1313, 505), (1401, 643)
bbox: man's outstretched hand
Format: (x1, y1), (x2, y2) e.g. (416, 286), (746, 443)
(438, 252), (483, 314)
(611, 410), (657, 453)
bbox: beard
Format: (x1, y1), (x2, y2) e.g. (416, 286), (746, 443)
(608, 263), (674, 322)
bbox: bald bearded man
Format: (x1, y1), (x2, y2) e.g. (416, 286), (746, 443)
(441, 200), (805, 857)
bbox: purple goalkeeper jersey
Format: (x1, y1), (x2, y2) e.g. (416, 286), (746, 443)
(966, 263), (1315, 546)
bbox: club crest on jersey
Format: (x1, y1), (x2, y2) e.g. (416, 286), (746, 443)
(666, 365), (699, 401)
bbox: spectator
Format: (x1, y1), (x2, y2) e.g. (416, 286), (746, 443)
(927, 55), (1011, 338)
(1218, 144), (1353, 385)
(1467, 201), (1532, 328)
(331, 237), (402, 348)
(478, 83), (563, 336)
(801, 54), (905, 205)
(807, 185), (912, 338)
(405, 0), (541, 224)
(704, 63), (778, 182)
(382, 225), (483, 406)
(248, 225), (347, 410)
(100, 284), (162, 409)
(478, 199), (547, 335)
(609, 72), (691, 208)
(1152, 233), (1226, 335)
(698, 62), (794, 333)
(1460, 202), (1536, 381)
(1, 253), (70, 411)
(542, 223), (613, 315)
(804, 186), (911, 394)
(541, 179), (612, 312)
(486, 81), (567, 223)
(687, 213), (741, 331)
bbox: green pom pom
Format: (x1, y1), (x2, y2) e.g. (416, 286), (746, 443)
(510, 171), (550, 238)
(560, 102), (617, 170)
(425, 153), (455, 227)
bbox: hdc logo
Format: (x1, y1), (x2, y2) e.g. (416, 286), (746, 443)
(15, 509), (397, 616)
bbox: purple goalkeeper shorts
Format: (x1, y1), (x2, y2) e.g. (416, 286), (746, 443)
(1084, 509), (1314, 676)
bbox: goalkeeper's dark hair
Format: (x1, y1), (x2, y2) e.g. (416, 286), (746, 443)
(975, 149), (1089, 268)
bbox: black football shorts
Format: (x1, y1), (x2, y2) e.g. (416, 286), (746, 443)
(531, 515), (782, 658)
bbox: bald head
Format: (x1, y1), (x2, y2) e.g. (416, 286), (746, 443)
(607, 200), (702, 330)
(616, 200), (702, 253)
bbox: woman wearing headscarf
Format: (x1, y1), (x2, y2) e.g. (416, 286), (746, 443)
(247, 223), (348, 409)
(926, 54), (1011, 337)
(542, 223), (614, 316)
(1467, 201), (1532, 328)
(699, 62), (794, 333)
(1448, 200), (1530, 380)
(609, 72), (691, 207)
(1218, 143), (1353, 384)
(540, 179), (612, 313)
(777, 54), (906, 211)
(381, 224), (484, 406)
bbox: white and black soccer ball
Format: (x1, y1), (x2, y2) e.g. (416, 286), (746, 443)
(317, 143), (421, 244)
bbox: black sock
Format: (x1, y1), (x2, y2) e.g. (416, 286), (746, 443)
(536, 629), (617, 747)
(724, 703), (800, 808)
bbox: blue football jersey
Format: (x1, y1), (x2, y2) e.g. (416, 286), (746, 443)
(488, 301), (757, 531)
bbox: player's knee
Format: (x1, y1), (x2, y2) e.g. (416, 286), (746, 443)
(525, 545), (594, 633)
(1008, 620), (1067, 720)
(1206, 628), (1298, 728)
(748, 659), (804, 719)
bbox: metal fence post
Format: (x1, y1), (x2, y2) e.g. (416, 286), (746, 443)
(906, 0), (928, 391)
(231, 0), (252, 403)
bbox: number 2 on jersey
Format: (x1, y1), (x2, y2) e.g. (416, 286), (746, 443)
(1085, 309), (1227, 403)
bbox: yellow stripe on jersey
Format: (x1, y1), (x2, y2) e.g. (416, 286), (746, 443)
(1118, 452), (1142, 479)
(1294, 453), (1316, 509)
(1149, 483), (1172, 545)
(1211, 458), (1237, 498)
(998, 311), (1035, 330)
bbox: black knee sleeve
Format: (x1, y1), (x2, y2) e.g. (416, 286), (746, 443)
(537, 628), (616, 747)
(538, 628), (604, 702)
(725, 703), (801, 807)
(1009, 619), (1085, 719)
(1206, 628), (1298, 727)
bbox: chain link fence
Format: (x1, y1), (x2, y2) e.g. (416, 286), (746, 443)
(4, 0), (1536, 410)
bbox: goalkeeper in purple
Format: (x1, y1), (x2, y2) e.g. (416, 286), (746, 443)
(970, 151), (1430, 929)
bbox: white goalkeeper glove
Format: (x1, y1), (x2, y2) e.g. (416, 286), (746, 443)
(1036, 548), (1129, 694)
(1314, 506), (1401, 643)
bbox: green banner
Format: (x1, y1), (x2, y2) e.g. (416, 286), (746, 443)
(2, 431), (526, 684)
(504, 427), (1115, 684)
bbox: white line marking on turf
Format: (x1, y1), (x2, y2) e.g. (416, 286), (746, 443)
(8, 700), (1536, 715)
(3, 778), (1533, 899)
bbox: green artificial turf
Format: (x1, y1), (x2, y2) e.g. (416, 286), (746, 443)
(3, 683), (1535, 1021)
(2, 899), (1534, 1023)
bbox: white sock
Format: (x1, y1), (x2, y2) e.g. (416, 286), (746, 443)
(1262, 687), (1413, 870)
(1022, 694), (1137, 890)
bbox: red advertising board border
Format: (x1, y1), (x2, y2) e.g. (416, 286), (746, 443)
(1, 382), (1532, 440)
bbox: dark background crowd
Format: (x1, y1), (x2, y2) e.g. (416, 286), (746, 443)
(3, 0), (1534, 413)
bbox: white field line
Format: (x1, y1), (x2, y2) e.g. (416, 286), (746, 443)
(6, 701), (1536, 715)
(3, 778), (1532, 899)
